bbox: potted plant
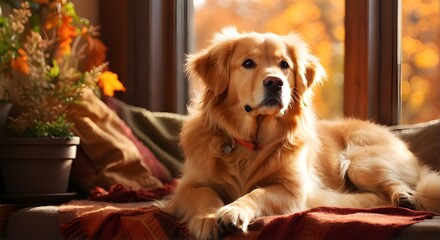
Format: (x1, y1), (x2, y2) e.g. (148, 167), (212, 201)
(0, 0), (125, 203)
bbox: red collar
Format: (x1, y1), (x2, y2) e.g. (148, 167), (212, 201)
(234, 138), (263, 151)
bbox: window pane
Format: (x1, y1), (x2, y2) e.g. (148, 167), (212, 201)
(192, 0), (344, 119)
(401, 0), (440, 124)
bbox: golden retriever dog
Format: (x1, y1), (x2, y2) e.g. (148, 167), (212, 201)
(162, 27), (440, 239)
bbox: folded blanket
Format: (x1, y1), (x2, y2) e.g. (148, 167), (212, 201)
(253, 207), (436, 240)
(59, 199), (435, 240)
(88, 182), (178, 203)
(60, 202), (190, 240)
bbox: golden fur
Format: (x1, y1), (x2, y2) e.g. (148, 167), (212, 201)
(162, 28), (440, 239)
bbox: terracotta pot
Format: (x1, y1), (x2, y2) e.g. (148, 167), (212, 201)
(0, 136), (79, 195)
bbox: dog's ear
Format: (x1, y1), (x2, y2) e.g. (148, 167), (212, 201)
(185, 28), (240, 96)
(283, 33), (326, 103)
(303, 55), (326, 89)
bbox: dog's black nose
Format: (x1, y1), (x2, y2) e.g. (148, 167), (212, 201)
(263, 77), (283, 93)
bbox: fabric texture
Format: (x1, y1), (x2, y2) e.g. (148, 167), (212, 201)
(116, 119), (172, 183)
(390, 118), (440, 171)
(67, 90), (163, 193)
(254, 207), (435, 240)
(59, 201), (189, 240)
(88, 182), (178, 203)
(105, 97), (186, 178)
(59, 200), (435, 240)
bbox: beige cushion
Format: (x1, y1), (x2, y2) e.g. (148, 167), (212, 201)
(391, 119), (440, 171)
(67, 90), (163, 192)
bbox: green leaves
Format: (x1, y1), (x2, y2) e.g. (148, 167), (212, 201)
(64, 2), (89, 26)
(23, 115), (73, 138)
(49, 60), (60, 78)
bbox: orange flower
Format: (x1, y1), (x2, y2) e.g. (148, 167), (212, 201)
(56, 15), (77, 58)
(98, 71), (126, 97)
(10, 48), (30, 75)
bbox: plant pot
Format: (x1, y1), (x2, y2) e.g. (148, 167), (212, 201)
(0, 137), (79, 203)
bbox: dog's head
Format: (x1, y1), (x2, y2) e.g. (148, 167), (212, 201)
(186, 27), (325, 117)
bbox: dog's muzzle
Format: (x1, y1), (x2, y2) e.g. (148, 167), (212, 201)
(262, 76), (283, 106)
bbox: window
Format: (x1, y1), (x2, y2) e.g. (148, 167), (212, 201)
(192, 0), (345, 119)
(100, 0), (440, 125)
(345, 0), (440, 126)
(401, 0), (440, 124)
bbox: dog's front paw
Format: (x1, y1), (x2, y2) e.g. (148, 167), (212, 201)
(216, 205), (253, 236)
(393, 191), (416, 210)
(187, 213), (219, 240)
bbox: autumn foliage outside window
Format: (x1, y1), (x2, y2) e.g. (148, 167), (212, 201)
(194, 0), (440, 123)
(402, 0), (440, 124)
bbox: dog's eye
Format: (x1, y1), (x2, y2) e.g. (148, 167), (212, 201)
(280, 60), (290, 69)
(242, 59), (256, 69)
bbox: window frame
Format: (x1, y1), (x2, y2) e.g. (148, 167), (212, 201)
(100, 0), (190, 114)
(344, 0), (401, 126)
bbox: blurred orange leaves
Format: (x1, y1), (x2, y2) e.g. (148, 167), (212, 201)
(401, 0), (440, 123)
(56, 15), (77, 59)
(98, 71), (126, 97)
(7, 0), (125, 98)
(82, 27), (108, 71)
(10, 48), (29, 75)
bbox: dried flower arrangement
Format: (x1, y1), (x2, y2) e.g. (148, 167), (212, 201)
(0, 0), (125, 137)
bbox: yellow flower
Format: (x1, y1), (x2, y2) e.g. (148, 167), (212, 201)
(10, 48), (30, 75)
(98, 71), (126, 97)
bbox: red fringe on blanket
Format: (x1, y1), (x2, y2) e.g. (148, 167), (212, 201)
(59, 182), (436, 240)
(88, 181), (178, 202)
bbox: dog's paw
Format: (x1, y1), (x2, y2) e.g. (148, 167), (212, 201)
(187, 213), (219, 240)
(393, 191), (416, 210)
(216, 205), (253, 236)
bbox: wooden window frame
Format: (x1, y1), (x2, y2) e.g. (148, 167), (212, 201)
(344, 0), (401, 125)
(100, 0), (190, 114)
(101, 0), (402, 123)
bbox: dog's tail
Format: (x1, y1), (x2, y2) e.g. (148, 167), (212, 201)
(414, 167), (440, 214)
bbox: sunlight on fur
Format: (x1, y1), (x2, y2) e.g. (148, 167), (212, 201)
(160, 27), (440, 239)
